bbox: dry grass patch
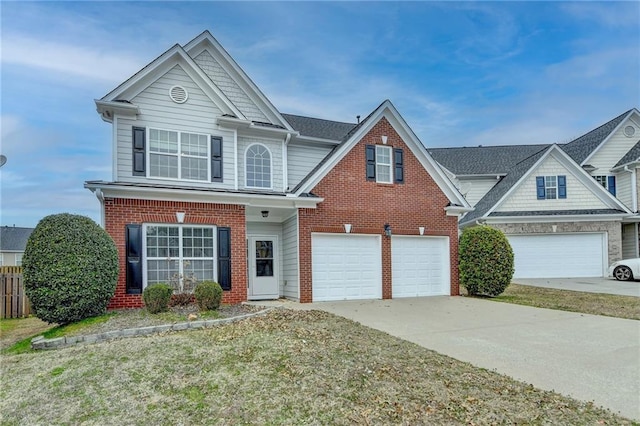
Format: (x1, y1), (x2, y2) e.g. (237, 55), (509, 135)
(1, 310), (634, 425)
(491, 284), (640, 320)
(0, 316), (54, 350)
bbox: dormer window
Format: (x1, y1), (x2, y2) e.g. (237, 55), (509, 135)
(246, 144), (272, 188)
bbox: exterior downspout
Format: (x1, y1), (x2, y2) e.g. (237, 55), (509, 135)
(283, 133), (291, 191)
(95, 188), (105, 228)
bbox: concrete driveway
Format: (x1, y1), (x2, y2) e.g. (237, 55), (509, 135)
(302, 297), (640, 421)
(514, 277), (640, 297)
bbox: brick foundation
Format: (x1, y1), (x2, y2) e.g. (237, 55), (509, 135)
(104, 198), (247, 309)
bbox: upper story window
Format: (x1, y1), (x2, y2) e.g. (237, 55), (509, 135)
(132, 127), (223, 183)
(16, 254), (23, 266)
(365, 144), (404, 184)
(594, 175), (616, 196)
(246, 144), (272, 188)
(536, 175), (566, 200)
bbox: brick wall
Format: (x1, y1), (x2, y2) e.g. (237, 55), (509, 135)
(104, 198), (247, 309)
(298, 117), (460, 302)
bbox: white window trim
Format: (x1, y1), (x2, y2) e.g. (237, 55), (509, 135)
(544, 175), (557, 200)
(244, 143), (273, 189)
(594, 175), (613, 191)
(146, 127), (211, 182)
(376, 145), (393, 184)
(142, 224), (217, 291)
(15, 253), (23, 267)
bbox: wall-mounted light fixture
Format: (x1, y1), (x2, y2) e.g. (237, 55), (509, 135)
(344, 224), (352, 233)
(384, 223), (392, 237)
(419, 226), (425, 235)
(176, 212), (186, 223)
(261, 210), (269, 218)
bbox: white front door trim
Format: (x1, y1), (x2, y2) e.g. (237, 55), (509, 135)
(248, 235), (279, 300)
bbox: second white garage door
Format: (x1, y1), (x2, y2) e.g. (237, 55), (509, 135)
(311, 234), (382, 302)
(507, 233), (606, 278)
(392, 236), (450, 297)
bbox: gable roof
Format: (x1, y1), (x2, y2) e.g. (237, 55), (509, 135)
(561, 109), (634, 165)
(614, 140), (640, 169)
(282, 114), (356, 141)
(429, 144), (550, 176)
(293, 100), (471, 209)
(460, 144), (631, 225)
(0, 226), (33, 252)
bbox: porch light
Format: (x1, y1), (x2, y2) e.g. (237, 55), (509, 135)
(261, 210), (269, 218)
(384, 224), (392, 237)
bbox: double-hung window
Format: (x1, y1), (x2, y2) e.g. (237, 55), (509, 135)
(145, 225), (215, 292)
(365, 144), (404, 184)
(594, 175), (616, 196)
(148, 129), (209, 181)
(536, 175), (567, 200)
(375, 146), (392, 184)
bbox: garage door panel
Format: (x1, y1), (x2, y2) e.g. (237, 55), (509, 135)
(392, 236), (450, 298)
(312, 234), (382, 302)
(508, 233), (605, 278)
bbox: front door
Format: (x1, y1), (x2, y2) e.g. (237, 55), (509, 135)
(248, 236), (279, 299)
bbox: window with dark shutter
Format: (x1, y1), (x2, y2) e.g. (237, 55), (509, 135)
(394, 148), (404, 184)
(607, 176), (616, 196)
(557, 175), (567, 199)
(132, 127), (146, 176)
(365, 145), (376, 181)
(125, 224), (143, 294)
(211, 136), (223, 182)
(217, 227), (231, 291)
(536, 176), (545, 200)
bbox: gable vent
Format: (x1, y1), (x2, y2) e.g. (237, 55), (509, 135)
(623, 125), (636, 138)
(169, 85), (188, 104)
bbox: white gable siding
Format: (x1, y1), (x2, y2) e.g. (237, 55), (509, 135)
(458, 177), (499, 207)
(238, 136), (284, 192)
(194, 50), (268, 123)
(496, 156), (609, 212)
(282, 214), (299, 300)
(116, 65), (237, 189)
(287, 144), (332, 189)
(614, 171), (633, 210)
(621, 223), (638, 259)
(586, 124), (640, 172)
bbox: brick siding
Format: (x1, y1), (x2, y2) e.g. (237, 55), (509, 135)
(104, 198), (247, 309)
(298, 117), (460, 302)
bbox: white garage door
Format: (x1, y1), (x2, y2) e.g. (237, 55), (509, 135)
(392, 236), (450, 297)
(312, 234), (382, 301)
(507, 233), (606, 278)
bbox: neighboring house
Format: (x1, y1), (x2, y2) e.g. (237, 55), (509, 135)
(430, 108), (640, 279)
(0, 226), (33, 266)
(85, 31), (472, 308)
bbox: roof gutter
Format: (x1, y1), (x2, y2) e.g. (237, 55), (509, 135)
(95, 100), (139, 123)
(444, 205), (474, 217)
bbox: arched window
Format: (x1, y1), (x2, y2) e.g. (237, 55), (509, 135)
(245, 144), (271, 188)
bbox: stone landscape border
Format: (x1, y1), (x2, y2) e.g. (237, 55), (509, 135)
(31, 307), (274, 350)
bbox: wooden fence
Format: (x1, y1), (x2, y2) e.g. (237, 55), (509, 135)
(0, 266), (31, 319)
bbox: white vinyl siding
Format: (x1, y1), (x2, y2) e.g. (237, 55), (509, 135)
(193, 50), (268, 122)
(282, 215), (299, 300)
(238, 136), (284, 191)
(508, 233), (606, 278)
(458, 177), (500, 207)
(115, 64), (235, 189)
(621, 224), (639, 259)
(287, 144), (333, 189)
(614, 171), (633, 210)
(585, 123), (640, 173)
(497, 156), (608, 212)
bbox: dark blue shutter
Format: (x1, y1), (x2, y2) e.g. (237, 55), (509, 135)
(607, 176), (616, 196)
(394, 148), (404, 184)
(211, 136), (223, 182)
(125, 224), (143, 294)
(217, 227), (231, 291)
(558, 175), (567, 199)
(365, 145), (376, 181)
(536, 176), (545, 200)
(132, 127), (146, 176)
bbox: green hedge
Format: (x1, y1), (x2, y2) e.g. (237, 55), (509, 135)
(143, 283), (173, 314)
(194, 281), (223, 311)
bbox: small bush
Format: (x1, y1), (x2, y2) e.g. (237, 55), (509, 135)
(23, 213), (119, 325)
(143, 283), (173, 314)
(459, 225), (514, 297)
(194, 281), (223, 311)
(169, 292), (195, 307)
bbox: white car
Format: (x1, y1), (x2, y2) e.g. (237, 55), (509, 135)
(608, 258), (640, 281)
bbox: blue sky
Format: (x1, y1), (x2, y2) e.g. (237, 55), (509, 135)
(1, 1), (638, 228)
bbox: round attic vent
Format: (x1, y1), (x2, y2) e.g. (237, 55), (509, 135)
(169, 85), (188, 104)
(623, 125), (636, 138)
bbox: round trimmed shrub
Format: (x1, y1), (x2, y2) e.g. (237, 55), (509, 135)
(194, 281), (223, 311)
(459, 225), (514, 297)
(23, 213), (119, 325)
(143, 283), (173, 314)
